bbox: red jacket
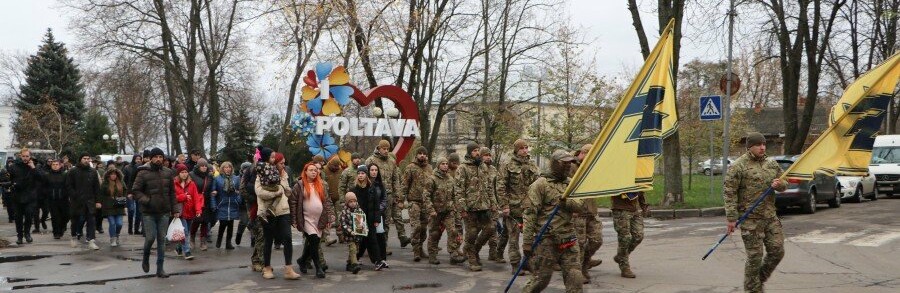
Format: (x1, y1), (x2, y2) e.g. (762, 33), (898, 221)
(175, 178), (204, 220)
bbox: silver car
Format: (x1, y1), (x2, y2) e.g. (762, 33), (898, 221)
(836, 174), (877, 203)
(698, 158), (733, 176)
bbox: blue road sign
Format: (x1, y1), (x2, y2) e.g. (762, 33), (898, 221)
(700, 95), (722, 121)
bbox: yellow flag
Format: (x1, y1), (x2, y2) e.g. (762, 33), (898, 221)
(565, 19), (678, 199)
(784, 52), (900, 180)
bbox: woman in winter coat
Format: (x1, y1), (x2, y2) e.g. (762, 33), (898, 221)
(174, 163), (203, 260)
(98, 169), (127, 248)
(289, 161), (335, 278)
(189, 159), (214, 251)
(212, 161), (242, 250)
(255, 152), (300, 280)
(352, 163), (389, 270)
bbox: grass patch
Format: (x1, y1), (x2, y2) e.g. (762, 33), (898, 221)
(595, 174), (724, 209)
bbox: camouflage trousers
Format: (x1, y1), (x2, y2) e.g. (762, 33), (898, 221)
(740, 218), (784, 293)
(575, 215), (603, 273)
(488, 213), (508, 260)
(452, 211), (464, 255)
(523, 237), (583, 293)
(427, 210), (462, 259)
(347, 241), (359, 265)
(463, 210), (495, 266)
(502, 215), (524, 265)
(249, 218), (264, 267)
(612, 210), (643, 270)
(409, 201), (429, 258)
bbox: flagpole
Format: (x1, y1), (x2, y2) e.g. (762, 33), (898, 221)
(702, 187), (773, 260)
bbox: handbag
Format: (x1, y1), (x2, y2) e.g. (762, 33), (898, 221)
(114, 196), (128, 207)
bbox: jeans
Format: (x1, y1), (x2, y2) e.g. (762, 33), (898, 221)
(142, 214), (170, 264)
(262, 215), (292, 266)
(14, 201), (35, 238)
(107, 215), (124, 238)
(178, 218), (192, 254)
(127, 199), (142, 233)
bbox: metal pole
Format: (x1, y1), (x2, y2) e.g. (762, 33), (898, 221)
(722, 0), (735, 187)
(537, 79), (543, 168)
(710, 122), (714, 200)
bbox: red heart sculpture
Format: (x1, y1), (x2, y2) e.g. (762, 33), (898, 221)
(346, 84), (419, 162)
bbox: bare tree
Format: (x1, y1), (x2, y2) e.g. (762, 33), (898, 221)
(14, 100), (78, 156)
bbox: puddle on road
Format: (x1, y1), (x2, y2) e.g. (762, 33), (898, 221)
(392, 283), (442, 291)
(59, 263), (71, 266)
(9, 266), (248, 290)
(0, 255), (51, 263)
(0, 278), (36, 284)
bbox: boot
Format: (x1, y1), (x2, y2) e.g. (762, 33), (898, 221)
(583, 270), (591, 284)
(225, 233), (234, 250)
(400, 236), (411, 248)
(296, 256), (308, 274)
(216, 235), (223, 248)
(450, 255), (466, 265)
(156, 265), (169, 278)
(262, 266), (275, 279)
(141, 253), (150, 273)
(16, 237), (23, 245)
(589, 259), (602, 268)
(312, 256), (326, 278)
(25, 234), (33, 243)
(283, 265), (300, 280)
(235, 231), (243, 245)
(199, 237), (208, 251)
(428, 255), (440, 265)
(326, 237), (337, 247)
(350, 263), (361, 274)
(512, 263), (525, 276)
(620, 267), (636, 278)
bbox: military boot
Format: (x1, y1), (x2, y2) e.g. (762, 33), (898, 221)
(428, 254), (441, 265)
(512, 263), (525, 276)
(620, 267), (636, 278)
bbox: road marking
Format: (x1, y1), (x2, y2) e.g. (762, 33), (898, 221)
(789, 230), (868, 244)
(847, 231), (900, 247)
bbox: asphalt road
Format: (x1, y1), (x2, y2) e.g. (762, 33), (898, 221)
(1, 196), (898, 293)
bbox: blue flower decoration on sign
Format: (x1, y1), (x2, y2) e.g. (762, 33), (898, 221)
(307, 134), (339, 158)
(302, 62), (353, 116)
(290, 112), (316, 138)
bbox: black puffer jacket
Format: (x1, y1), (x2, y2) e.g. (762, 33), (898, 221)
(132, 163), (176, 215)
(66, 163), (101, 216)
(190, 168), (214, 220)
(42, 168), (67, 201)
(8, 158), (39, 203)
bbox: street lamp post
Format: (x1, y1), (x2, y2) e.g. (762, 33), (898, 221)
(103, 134), (120, 154)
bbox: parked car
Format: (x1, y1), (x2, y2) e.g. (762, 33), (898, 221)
(870, 135), (900, 198)
(774, 157), (841, 214)
(836, 174), (877, 203)
(698, 158), (733, 175)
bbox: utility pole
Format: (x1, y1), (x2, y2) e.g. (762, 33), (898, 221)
(722, 0), (736, 186)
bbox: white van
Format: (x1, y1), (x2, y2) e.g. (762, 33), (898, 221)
(869, 135), (900, 198)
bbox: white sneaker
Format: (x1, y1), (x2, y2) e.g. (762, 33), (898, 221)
(88, 239), (100, 250)
(110, 237), (119, 247)
(70, 237), (78, 248)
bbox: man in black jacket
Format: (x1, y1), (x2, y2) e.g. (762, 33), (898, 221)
(132, 147), (177, 278)
(67, 153), (101, 250)
(8, 149), (39, 244)
(43, 160), (68, 239)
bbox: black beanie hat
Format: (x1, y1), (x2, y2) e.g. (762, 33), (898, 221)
(149, 147), (165, 158)
(258, 146), (274, 163)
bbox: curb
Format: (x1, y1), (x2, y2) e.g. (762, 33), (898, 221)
(598, 207), (725, 219)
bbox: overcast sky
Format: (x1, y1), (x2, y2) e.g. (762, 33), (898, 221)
(0, 0), (729, 74)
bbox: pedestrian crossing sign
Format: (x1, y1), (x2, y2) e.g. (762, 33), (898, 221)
(700, 95), (722, 121)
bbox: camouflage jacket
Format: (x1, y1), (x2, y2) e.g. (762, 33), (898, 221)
(423, 169), (455, 214)
(723, 152), (787, 222)
(455, 156), (497, 212)
(523, 173), (584, 246)
(338, 167), (356, 203)
(497, 155), (539, 215)
(400, 161), (432, 202)
(366, 152), (400, 200)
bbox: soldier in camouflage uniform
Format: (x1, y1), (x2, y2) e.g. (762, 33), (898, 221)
(366, 139), (410, 248)
(400, 147), (433, 262)
(456, 143), (498, 271)
(447, 153), (465, 264)
(571, 144), (603, 283)
(724, 132), (787, 293)
(425, 157), (464, 264)
(611, 191), (649, 278)
(338, 154), (362, 207)
(522, 150), (585, 293)
(240, 158), (264, 272)
(481, 147), (505, 264)
(498, 139), (539, 275)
